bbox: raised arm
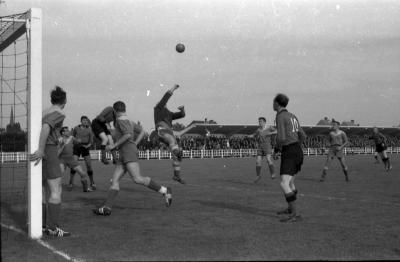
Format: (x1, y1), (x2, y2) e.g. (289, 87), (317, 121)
(155, 84), (180, 109)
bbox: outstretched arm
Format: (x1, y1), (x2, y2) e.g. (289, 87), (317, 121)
(155, 84), (180, 109)
(30, 123), (50, 165)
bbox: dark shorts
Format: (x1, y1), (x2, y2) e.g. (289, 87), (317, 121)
(376, 143), (387, 153)
(43, 145), (62, 180)
(157, 126), (174, 145)
(117, 143), (139, 164)
(327, 145), (344, 159)
(91, 118), (110, 139)
(280, 143), (304, 176)
(73, 144), (90, 157)
(60, 156), (80, 169)
(257, 143), (272, 156)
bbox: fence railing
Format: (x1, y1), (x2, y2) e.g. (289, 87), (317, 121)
(1, 147), (400, 163)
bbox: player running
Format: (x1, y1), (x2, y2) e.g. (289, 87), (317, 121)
(253, 117), (277, 183)
(68, 116), (96, 190)
(30, 86), (71, 237)
(58, 127), (93, 192)
(154, 84), (186, 184)
(273, 93), (306, 223)
(93, 101), (172, 216)
(369, 127), (392, 171)
(91, 106), (116, 165)
(320, 121), (349, 182)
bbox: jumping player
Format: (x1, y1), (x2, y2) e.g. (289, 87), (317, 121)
(30, 86), (71, 237)
(369, 127), (392, 171)
(273, 93), (306, 223)
(93, 101), (172, 216)
(69, 116), (96, 190)
(253, 117), (277, 183)
(91, 106), (116, 165)
(154, 84), (186, 184)
(320, 121), (349, 182)
(58, 127), (92, 192)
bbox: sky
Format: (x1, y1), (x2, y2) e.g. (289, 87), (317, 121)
(1, 0), (400, 131)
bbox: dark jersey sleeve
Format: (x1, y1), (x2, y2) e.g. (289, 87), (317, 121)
(155, 91), (173, 109)
(172, 108), (185, 120)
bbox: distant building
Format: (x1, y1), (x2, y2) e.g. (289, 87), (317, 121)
(341, 120), (359, 126)
(316, 117), (331, 126)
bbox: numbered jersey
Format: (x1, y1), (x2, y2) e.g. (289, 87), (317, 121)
(275, 109), (306, 147)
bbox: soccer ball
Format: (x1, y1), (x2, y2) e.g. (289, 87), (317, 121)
(176, 43), (185, 53)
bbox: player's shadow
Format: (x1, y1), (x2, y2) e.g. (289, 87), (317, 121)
(76, 196), (155, 211)
(192, 199), (277, 218)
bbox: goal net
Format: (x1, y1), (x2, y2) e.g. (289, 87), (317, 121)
(1, 8), (42, 239)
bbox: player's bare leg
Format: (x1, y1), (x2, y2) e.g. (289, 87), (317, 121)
(254, 156), (263, 183)
(72, 165), (92, 192)
(126, 162), (172, 206)
(380, 151), (392, 171)
(45, 177), (71, 236)
(338, 157), (349, 181)
(68, 156), (78, 190)
(163, 132), (185, 184)
(98, 132), (110, 164)
(93, 164), (124, 215)
(83, 155), (95, 190)
(278, 175), (301, 222)
(266, 154), (276, 179)
(321, 156), (331, 182)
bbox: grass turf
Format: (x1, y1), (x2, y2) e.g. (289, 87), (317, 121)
(1, 154), (400, 261)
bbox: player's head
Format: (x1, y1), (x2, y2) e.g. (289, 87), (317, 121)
(80, 115), (90, 126)
(332, 120), (340, 130)
(51, 86), (67, 108)
(373, 126), (378, 134)
(273, 93), (289, 111)
(113, 101), (126, 113)
(258, 117), (266, 127)
(60, 126), (70, 136)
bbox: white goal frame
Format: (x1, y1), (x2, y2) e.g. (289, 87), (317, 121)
(0, 8), (42, 239)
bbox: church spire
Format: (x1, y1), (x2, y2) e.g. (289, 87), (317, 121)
(10, 106), (14, 125)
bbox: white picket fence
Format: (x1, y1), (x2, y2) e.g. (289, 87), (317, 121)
(1, 147), (400, 163)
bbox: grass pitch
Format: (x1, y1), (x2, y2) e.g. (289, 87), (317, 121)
(2, 154), (400, 261)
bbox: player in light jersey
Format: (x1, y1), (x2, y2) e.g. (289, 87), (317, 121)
(69, 116), (96, 190)
(58, 127), (92, 192)
(91, 106), (116, 165)
(154, 84), (186, 184)
(93, 101), (172, 216)
(253, 117), (277, 183)
(369, 127), (392, 171)
(320, 121), (349, 182)
(273, 93), (306, 223)
(30, 86), (71, 237)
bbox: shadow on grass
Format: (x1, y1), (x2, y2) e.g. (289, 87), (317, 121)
(0, 201), (27, 233)
(192, 199), (277, 218)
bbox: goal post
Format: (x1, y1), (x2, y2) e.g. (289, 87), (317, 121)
(0, 8), (42, 239)
(27, 7), (43, 240)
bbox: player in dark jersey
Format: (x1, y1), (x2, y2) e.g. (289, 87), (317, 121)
(68, 116), (96, 190)
(320, 121), (349, 182)
(154, 84), (186, 184)
(91, 106), (116, 165)
(58, 127), (92, 192)
(253, 117), (277, 183)
(273, 93), (306, 223)
(369, 127), (392, 171)
(93, 101), (172, 216)
(30, 86), (71, 237)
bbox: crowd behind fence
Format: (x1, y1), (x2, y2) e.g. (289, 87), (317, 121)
(2, 146), (400, 163)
